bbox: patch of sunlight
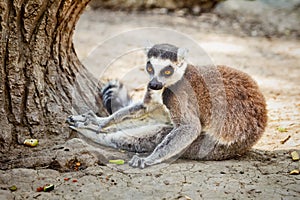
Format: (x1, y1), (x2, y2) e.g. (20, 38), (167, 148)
(254, 76), (297, 91)
(289, 47), (300, 57)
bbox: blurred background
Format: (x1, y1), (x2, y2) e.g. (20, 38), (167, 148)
(73, 0), (300, 151)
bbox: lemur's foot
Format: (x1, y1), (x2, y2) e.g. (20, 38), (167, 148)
(66, 110), (98, 127)
(66, 114), (90, 127)
(128, 155), (155, 169)
(66, 111), (110, 133)
(82, 111), (110, 130)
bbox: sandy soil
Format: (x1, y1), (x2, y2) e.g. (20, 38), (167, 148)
(1, 8), (299, 200)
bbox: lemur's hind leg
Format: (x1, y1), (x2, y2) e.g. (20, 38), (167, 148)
(70, 124), (172, 153)
(181, 132), (218, 160)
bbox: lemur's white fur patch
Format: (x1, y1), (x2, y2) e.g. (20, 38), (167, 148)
(148, 57), (187, 88)
(149, 58), (173, 76)
(149, 89), (164, 104)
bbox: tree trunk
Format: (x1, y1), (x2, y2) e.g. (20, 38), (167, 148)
(0, 0), (105, 152)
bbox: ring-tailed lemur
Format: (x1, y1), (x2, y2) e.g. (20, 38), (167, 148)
(67, 43), (267, 169)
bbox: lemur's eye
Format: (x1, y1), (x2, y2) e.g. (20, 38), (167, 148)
(146, 61), (154, 74)
(147, 66), (153, 72)
(161, 66), (174, 77)
(164, 70), (171, 75)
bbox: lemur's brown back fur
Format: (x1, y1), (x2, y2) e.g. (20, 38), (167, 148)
(163, 64), (267, 160)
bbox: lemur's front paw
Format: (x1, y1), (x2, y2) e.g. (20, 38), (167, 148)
(128, 155), (154, 169)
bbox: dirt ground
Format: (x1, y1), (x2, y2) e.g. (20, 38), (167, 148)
(1, 7), (300, 200)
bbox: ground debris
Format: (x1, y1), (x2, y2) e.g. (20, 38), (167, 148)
(109, 159), (125, 165)
(277, 127), (287, 132)
(280, 135), (291, 144)
(176, 195), (192, 200)
(289, 169), (300, 175)
(290, 151), (299, 161)
(9, 185), (17, 191)
(23, 139), (39, 147)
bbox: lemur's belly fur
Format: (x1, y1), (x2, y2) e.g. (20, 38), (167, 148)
(103, 102), (172, 133)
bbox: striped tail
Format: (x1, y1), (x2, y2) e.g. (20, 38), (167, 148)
(101, 80), (132, 114)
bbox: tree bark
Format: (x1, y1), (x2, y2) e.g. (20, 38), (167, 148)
(0, 0), (105, 152)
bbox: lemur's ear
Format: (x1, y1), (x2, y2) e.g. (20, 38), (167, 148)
(177, 48), (188, 62)
(144, 40), (153, 55)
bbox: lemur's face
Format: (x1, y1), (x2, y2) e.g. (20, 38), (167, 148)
(146, 57), (187, 90)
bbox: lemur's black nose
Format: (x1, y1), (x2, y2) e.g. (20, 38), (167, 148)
(148, 78), (163, 90)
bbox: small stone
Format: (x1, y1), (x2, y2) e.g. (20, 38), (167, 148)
(291, 151), (299, 161)
(155, 174), (162, 178)
(289, 169), (300, 175)
(43, 184), (54, 192)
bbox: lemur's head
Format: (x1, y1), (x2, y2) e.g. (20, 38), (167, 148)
(145, 43), (188, 90)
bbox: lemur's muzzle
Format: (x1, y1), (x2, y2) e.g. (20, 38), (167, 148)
(148, 78), (163, 90)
